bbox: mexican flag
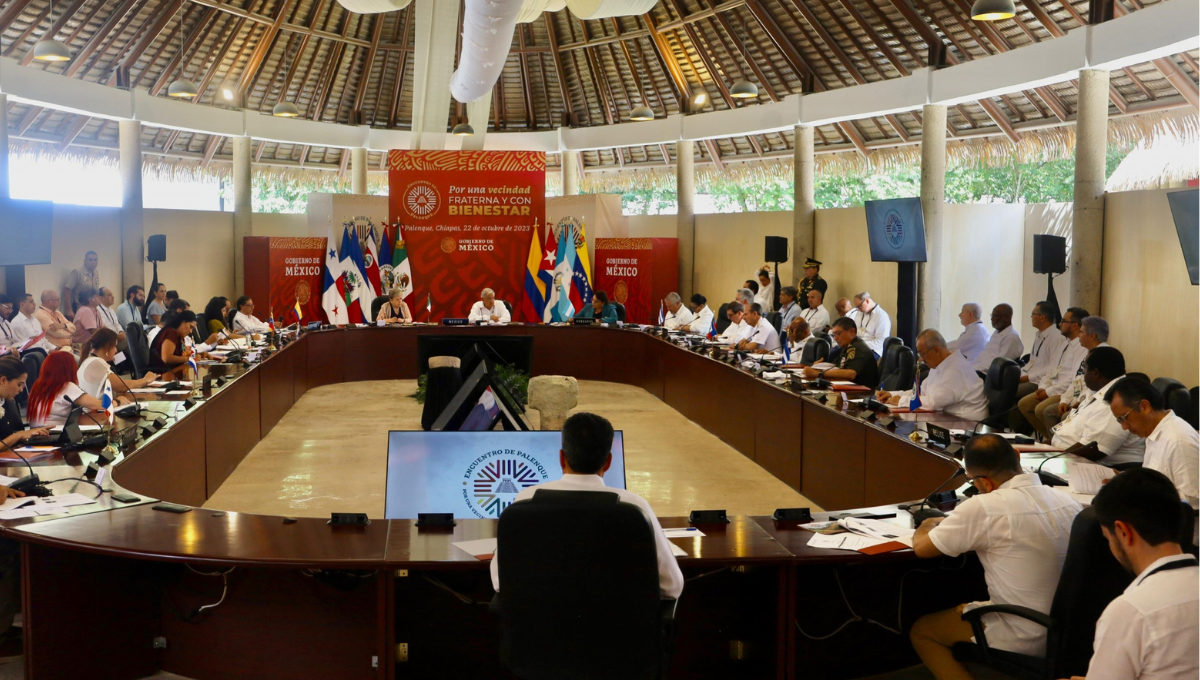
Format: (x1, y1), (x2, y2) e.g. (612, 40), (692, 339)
(393, 223), (414, 309)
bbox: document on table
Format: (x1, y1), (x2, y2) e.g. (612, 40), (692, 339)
(151, 381), (192, 387)
(838, 517), (915, 547)
(166, 390), (193, 395)
(668, 543), (688, 557)
(451, 538), (497, 560)
(0, 493), (96, 520)
(1066, 461), (1118, 495)
(662, 528), (706, 538)
(807, 533), (890, 551)
(50, 424), (101, 433)
(131, 388), (166, 394)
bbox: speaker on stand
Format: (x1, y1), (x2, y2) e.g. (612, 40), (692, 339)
(764, 236), (788, 310)
(1033, 235), (1066, 324)
(147, 234), (167, 293)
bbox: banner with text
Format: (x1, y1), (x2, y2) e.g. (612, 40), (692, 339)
(389, 150), (545, 321)
(593, 238), (678, 325)
(244, 236), (326, 326)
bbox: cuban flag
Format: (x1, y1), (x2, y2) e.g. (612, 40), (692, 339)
(657, 301), (665, 326)
(101, 380), (115, 424)
(322, 228), (349, 325)
(707, 318), (717, 340)
(188, 353), (199, 380)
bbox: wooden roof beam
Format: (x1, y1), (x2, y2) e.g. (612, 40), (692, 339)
(111, 0), (187, 81)
(743, 0), (818, 84)
(149, 7), (220, 95)
(544, 13), (576, 123)
(702, 1), (780, 101)
(519, 24), (537, 128)
(836, 121), (871, 156)
(703, 138), (725, 170)
(186, 0), (371, 47)
(1153, 56), (1199, 109)
(885, 0), (959, 66)
(783, 0), (867, 85)
(977, 97), (1021, 142)
(349, 13), (384, 116)
(643, 13), (691, 106)
(236, 0), (298, 94)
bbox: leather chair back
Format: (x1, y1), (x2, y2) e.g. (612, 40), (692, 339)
(714, 303), (731, 334)
(766, 311), (782, 333)
(370, 295), (389, 321)
(1190, 387), (1199, 429)
(800, 337), (830, 365)
(881, 336), (902, 362)
(982, 358), (1021, 428)
(1153, 378), (1191, 422)
(502, 300), (513, 316)
(614, 303), (627, 323)
(879, 345), (916, 392)
(497, 489), (664, 680)
(126, 322), (150, 379)
(193, 313), (208, 344)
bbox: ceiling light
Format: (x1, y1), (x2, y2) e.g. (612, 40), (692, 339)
(33, 39), (71, 62)
(167, 79), (199, 98)
(222, 88), (234, 101)
(272, 101), (300, 117)
(452, 122), (475, 136)
(970, 0), (1016, 20)
(730, 80), (759, 99)
(692, 92), (708, 107)
(630, 105), (655, 122)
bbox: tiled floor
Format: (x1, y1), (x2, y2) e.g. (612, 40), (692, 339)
(204, 379), (814, 518)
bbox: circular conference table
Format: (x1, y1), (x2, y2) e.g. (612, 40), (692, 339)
(0, 325), (984, 680)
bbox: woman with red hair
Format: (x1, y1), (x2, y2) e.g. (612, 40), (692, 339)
(26, 352), (109, 427)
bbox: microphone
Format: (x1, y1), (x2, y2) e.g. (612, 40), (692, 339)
(969, 402), (1026, 435)
(112, 372), (143, 417)
(0, 434), (49, 497)
(900, 467), (967, 525)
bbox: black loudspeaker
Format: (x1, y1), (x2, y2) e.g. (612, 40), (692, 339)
(147, 234), (167, 262)
(765, 236), (788, 263)
(1033, 234), (1066, 274)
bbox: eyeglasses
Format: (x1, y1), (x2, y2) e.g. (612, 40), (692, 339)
(1114, 408), (1136, 424)
(967, 475), (989, 487)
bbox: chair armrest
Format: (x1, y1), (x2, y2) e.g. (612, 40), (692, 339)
(660, 598), (678, 626)
(961, 604), (1055, 630)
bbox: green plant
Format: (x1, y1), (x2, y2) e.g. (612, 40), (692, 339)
(494, 365), (529, 411)
(412, 373), (428, 404)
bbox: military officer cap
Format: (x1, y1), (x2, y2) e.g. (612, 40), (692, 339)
(803, 258), (822, 268)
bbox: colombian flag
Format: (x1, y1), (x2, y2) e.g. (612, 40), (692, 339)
(520, 225), (546, 322)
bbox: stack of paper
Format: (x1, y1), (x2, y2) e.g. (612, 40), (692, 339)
(0, 493), (96, 520)
(806, 517), (915, 554)
(1065, 461), (1118, 494)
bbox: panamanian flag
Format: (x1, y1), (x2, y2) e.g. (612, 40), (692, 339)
(322, 227), (349, 325)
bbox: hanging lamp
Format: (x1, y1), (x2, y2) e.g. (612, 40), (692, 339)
(970, 0), (1016, 21)
(630, 104), (655, 121)
(33, 0), (71, 62)
(167, 7), (199, 98)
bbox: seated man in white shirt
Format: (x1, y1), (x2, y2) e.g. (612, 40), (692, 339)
(800, 289), (831, 334)
(777, 286), (803, 331)
(680, 293), (715, 336)
(1105, 377), (1199, 508)
(1050, 315), (1110, 432)
(736, 303), (781, 353)
(1020, 306), (1090, 440)
(1082, 468), (1198, 680)
(852, 291), (891, 357)
(1051, 347), (1145, 465)
(877, 329), (989, 420)
(231, 296), (272, 335)
(717, 302), (750, 344)
(491, 412), (684, 600)
(10, 294), (53, 356)
(661, 292), (693, 331)
(971, 303), (1024, 374)
(469, 288), (511, 324)
(946, 302), (990, 364)
(911, 435), (1081, 680)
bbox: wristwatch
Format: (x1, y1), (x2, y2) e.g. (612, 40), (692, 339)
(818, 370), (826, 380)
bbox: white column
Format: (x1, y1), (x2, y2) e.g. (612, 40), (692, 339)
(0, 94), (8, 202)
(119, 120), (145, 293)
(676, 139), (695, 299)
(1071, 69), (1109, 314)
(351, 147), (368, 194)
(232, 136), (252, 295)
(562, 150), (580, 196)
(792, 125), (814, 272)
(918, 104), (946, 331)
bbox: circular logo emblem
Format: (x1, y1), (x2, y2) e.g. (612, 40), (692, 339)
(295, 279), (311, 305)
(883, 209), (906, 249)
(467, 457), (545, 518)
(613, 280), (629, 304)
(403, 180), (440, 220)
(440, 237), (457, 253)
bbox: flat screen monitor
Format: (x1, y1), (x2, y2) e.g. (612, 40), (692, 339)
(416, 335), (533, 376)
(865, 197), (928, 262)
(1166, 189), (1199, 285)
(0, 199), (53, 266)
(384, 431), (626, 519)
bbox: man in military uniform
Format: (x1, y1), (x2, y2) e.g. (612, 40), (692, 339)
(797, 258), (827, 302)
(802, 317), (879, 387)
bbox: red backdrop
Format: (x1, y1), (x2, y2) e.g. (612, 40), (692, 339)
(388, 150), (545, 321)
(593, 238), (678, 325)
(243, 237), (326, 325)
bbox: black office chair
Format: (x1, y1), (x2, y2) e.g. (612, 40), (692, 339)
(370, 295), (389, 321)
(879, 345), (916, 392)
(496, 489), (674, 680)
(1189, 387), (1199, 429)
(1153, 377), (1190, 419)
(614, 302), (627, 323)
(126, 322), (150, 380)
(766, 311), (782, 333)
(502, 300), (513, 317)
(421, 357), (463, 431)
(18, 351), (45, 406)
(981, 357), (1021, 429)
(193, 313), (208, 343)
(952, 506), (1134, 680)
(881, 336), (903, 363)
(1018, 353), (1030, 367)
(714, 303), (731, 334)
(799, 337), (830, 365)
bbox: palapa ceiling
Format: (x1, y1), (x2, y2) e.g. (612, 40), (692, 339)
(0, 0), (1196, 176)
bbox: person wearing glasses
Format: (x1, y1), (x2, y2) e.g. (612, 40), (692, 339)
(1050, 347), (1145, 466)
(1010, 301), (1069, 430)
(801, 317), (878, 387)
(910, 435), (1081, 680)
(230, 296), (271, 335)
(1019, 306), (1091, 439)
(1105, 376), (1198, 508)
(876, 329), (988, 420)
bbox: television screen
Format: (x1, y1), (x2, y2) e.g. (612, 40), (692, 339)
(384, 430), (626, 519)
(865, 197), (928, 262)
(1166, 189), (1199, 285)
(0, 199), (53, 266)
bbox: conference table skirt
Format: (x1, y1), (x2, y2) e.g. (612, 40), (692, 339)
(1, 325), (977, 680)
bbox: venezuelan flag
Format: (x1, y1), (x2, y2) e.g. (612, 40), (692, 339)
(520, 226), (546, 322)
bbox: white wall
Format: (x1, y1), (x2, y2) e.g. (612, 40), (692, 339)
(939, 203), (1026, 339)
(1021, 203), (1073, 349)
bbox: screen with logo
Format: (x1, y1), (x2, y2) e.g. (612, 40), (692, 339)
(864, 197), (928, 262)
(384, 431), (627, 519)
(1166, 188), (1198, 285)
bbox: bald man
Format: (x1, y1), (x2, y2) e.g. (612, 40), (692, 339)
(947, 303), (990, 363)
(878, 329), (989, 420)
(971, 303), (1025, 373)
(33, 290), (75, 350)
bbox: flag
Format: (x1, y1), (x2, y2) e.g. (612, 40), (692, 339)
(520, 225), (547, 322)
(545, 225), (576, 322)
(268, 315), (275, 332)
(537, 222), (557, 298)
(569, 220), (592, 310)
(363, 226), (383, 312)
(425, 293), (432, 321)
(908, 369), (922, 410)
(101, 380), (114, 424)
(378, 226), (394, 295)
(187, 353), (199, 380)
(707, 317), (717, 340)
(293, 299), (303, 324)
(322, 229), (349, 326)
(783, 338), (791, 363)
(392, 223), (414, 309)
(339, 227), (371, 324)
(657, 301), (665, 326)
